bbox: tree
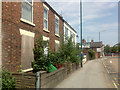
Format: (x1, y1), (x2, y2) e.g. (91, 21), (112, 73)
(58, 36), (81, 63)
(87, 49), (95, 60)
(118, 42), (120, 53)
(111, 46), (118, 53)
(2, 67), (16, 89)
(104, 45), (111, 54)
(32, 36), (50, 72)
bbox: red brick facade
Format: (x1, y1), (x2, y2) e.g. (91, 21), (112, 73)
(2, 2), (63, 72)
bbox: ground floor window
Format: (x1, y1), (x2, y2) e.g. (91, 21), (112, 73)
(20, 29), (35, 70)
(55, 40), (60, 52)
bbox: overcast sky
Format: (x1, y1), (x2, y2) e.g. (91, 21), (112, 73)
(46, 0), (119, 46)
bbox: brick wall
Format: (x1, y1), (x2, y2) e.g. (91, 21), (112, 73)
(2, 2), (63, 72)
(12, 62), (80, 88)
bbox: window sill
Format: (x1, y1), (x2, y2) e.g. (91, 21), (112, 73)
(43, 28), (50, 33)
(55, 34), (60, 37)
(22, 68), (33, 73)
(20, 18), (35, 27)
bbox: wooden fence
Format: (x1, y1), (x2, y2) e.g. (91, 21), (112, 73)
(12, 73), (36, 88)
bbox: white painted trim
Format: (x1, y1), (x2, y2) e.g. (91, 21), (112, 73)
(63, 22), (77, 44)
(64, 22), (76, 34)
(55, 14), (59, 20)
(22, 68), (33, 72)
(43, 3), (49, 10)
(55, 34), (60, 37)
(43, 6), (49, 30)
(19, 29), (35, 37)
(20, 18), (35, 26)
(43, 36), (49, 41)
(55, 40), (60, 44)
(55, 16), (59, 35)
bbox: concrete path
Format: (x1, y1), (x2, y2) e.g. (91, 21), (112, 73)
(55, 59), (114, 88)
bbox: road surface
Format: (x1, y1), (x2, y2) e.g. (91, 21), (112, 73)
(102, 56), (119, 89)
(55, 58), (115, 88)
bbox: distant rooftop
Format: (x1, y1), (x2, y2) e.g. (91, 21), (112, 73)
(90, 42), (102, 48)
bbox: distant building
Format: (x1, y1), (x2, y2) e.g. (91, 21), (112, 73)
(79, 39), (103, 58)
(90, 40), (103, 58)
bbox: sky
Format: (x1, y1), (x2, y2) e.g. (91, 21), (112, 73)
(46, 0), (119, 46)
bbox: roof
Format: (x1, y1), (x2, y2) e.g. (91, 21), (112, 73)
(90, 42), (101, 48)
(63, 20), (77, 33)
(42, 0), (77, 33)
(43, 1), (63, 20)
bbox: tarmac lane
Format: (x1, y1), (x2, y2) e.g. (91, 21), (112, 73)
(55, 58), (115, 88)
(102, 56), (119, 89)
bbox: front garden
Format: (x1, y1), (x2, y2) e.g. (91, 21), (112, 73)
(1, 36), (82, 89)
(32, 36), (81, 73)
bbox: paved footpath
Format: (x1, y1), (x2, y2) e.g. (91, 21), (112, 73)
(55, 58), (115, 88)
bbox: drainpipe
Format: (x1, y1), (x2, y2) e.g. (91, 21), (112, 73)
(0, 0), (2, 89)
(36, 72), (40, 89)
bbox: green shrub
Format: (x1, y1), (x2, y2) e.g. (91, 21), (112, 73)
(87, 49), (95, 60)
(32, 36), (57, 73)
(58, 36), (81, 64)
(32, 36), (49, 73)
(32, 36), (81, 73)
(2, 67), (15, 89)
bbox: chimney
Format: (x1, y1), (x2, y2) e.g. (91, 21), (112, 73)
(91, 39), (94, 42)
(60, 14), (63, 18)
(60, 11), (63, 18)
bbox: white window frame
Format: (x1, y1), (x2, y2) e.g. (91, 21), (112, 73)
(19, 29), (35, 37)
(43, 36), (49, 55)
(19, 28), (35, 72)
(55, 40), (60, 52)
(43, 36), (49, 41)
(43, 3), (49, 32)
(55, 14), (59, 36)
(21, 0), (35, 26)
(73, 33), (75, 42)
(65, 27), (68, 37)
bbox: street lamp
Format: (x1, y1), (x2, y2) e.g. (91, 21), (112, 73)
(80, 0), (83, 67)
(99, 30), (106, 42)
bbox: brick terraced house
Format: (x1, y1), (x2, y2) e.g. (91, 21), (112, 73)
(1, 0), (77, 72)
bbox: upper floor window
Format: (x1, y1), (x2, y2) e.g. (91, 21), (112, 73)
(55, 16), (59, 35)
(70, 31), (72, 38)
(22, 0), (33, 22)
(44, 8), (48, 30)
(73, 34), (75, 42)
(65, 27), (68, 37)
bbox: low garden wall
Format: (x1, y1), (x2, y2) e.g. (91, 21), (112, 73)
(12, 62), (81, 88)
(39, 67), (66, 88)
